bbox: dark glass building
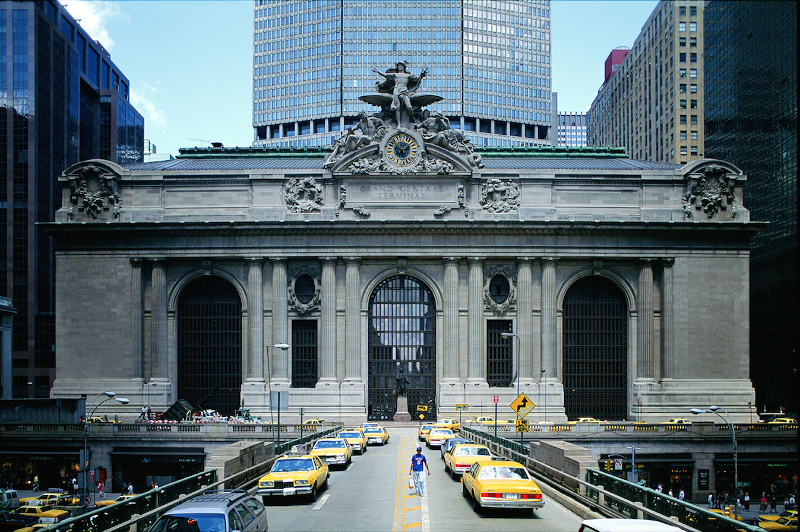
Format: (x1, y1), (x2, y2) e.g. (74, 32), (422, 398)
(704, 1), (797, 414)
(0, 1), (143, 399)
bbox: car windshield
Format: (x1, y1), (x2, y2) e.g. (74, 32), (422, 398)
(149, 514), (226, 532)
(314, 440), (345, 449)
(430, 429), (452, 435)
(363, 428), (381, 434)
(338, 432), (361, 438)
(420, 425), (433, 430)
(478, 466), (529, 480)
(271, 459), (315, 472)
(455, 447), (490, 456)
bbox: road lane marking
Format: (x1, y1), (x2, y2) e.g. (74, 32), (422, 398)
(420, 481), (430, 532)
(312, 493), (330, 510)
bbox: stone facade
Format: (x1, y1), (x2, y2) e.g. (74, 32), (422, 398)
(43, 146), (761, 423)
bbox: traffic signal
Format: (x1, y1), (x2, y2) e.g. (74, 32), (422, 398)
(604, 460), (613, 471)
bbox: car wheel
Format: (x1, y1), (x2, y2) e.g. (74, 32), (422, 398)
(462, 483), (469, 498)
(473, 492), (483, 513)
(308, 486), (317, 503)
(261, 495), (270, 505)
(450, 467), (457, 480)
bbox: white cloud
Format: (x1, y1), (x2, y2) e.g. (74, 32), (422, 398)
(62, 1), (124, 52)
(131, 83), (168, 128)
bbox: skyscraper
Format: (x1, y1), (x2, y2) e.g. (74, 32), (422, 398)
(252, 0), (555, 149)
(557, 112), (587, 147)
(704, 1), (797, 414)
(0, 1), (143, 399)
(587, 1), (705, 163)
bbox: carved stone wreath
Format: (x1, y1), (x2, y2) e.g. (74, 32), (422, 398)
(68, 165), (122, 219)
(287, 264), (321, 315)
(480, 179), (519, 213)
(285, 177), (324, 213)
(483, 265), (517, 316)
(682, 165), (737, 219)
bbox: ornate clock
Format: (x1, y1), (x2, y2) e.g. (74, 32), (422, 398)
(385, 132), (420, 167)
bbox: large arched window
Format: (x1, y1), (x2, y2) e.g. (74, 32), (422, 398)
(563, 276), (628, 420)
(177, 276), (242, 416)
(367, 276), (436, 421)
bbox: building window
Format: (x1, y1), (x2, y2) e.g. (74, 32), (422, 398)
(680, 68), (687, 77)
(690, 37), (697, 47)
(680, 100), (687, 109)
(680, 115), (688, 125)
(679, 6), (686, 16)
(489, 275), (511, 303)
(680, 131), (688, 140)
(690, 115), (698, 125)
(691, 131), (698, 140)
(680, 53), (686, 62)
(689, 22), (697, 31)
(690, 69), (697, 78)
(680, 84), (687, 93)
(294, 274), (316, 304)
(679, 37), (686, 46)
(291, 320), (318, 389)
(690, 84), (698, 93)
(690, 6), (697, 16)
(691, 146), (698, 156)
(679, 22), (686, 31)
(488, 321), (513, 388)
(690, 99), (698, 109)
(681, 146), (687, 155)
(690, 53), (697, 63)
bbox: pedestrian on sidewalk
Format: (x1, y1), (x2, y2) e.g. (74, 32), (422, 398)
(409, 446), (430, 496)
(97, 480), (105, 499)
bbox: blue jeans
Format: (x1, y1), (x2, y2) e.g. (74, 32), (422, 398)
(412, 471), (425, 495)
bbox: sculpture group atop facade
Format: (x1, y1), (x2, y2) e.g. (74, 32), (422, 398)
(324, 62), (483, 170)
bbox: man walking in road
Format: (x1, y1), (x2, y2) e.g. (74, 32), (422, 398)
(409, 446), (430, 496)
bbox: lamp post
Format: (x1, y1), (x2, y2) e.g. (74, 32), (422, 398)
(501, 332), (525, 444)
(265, 343), (290, 447)
(691, 405), (738, 521)
(625, 445), (641, 484)
(84, 392), (129, 506)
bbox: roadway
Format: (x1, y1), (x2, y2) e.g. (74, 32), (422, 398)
(262, 426), (584, 532)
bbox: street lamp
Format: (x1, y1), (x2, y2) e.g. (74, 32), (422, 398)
(84, 392), (129, 506)
(266, 343), (290, 447)
(691, 405), (738, 521)
(625, 445), (641, 484)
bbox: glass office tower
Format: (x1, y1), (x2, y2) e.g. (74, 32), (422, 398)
(252, 0), (554, 148)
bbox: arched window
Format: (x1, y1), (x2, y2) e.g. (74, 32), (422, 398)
(563, 276), (628, 420)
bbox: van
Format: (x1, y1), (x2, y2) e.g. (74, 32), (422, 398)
(0, 489), (19, 510)
(578, 519), (685, 532)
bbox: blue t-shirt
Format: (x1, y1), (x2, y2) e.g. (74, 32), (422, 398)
(411, 453), (427, 472)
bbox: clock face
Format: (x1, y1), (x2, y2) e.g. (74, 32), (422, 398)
(385, 133), (419, 167)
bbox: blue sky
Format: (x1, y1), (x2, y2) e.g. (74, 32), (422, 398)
(65, 1), (658, 156)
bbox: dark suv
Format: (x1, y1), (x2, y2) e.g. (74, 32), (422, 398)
(148, 490), (267, 532)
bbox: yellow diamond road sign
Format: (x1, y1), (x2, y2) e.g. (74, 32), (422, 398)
(510, 393), (535, 419)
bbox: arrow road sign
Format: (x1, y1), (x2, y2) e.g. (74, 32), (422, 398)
(510, 393), (535, 419)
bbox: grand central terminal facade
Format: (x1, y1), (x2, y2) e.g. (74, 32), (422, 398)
(45, 67), (761, 424)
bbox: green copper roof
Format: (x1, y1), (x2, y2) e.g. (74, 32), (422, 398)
(177, 145), (628, 159)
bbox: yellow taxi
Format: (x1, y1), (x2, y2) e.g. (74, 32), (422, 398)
(758, 517), (797, 531)
(461, 458), (545, 514)
(308, 438), (352, 468)
(362, 426), (390, 446)
(435, 418), (461, 432)
(759, 510), (798, 523)
(257, 453), (329, 503)
(568, 417), (605, 425)
(425, 428), (455, 449)
(768, 418), (798, 424)
(660, 418), (692, 425)
(418, 424), (435, 441)
(12, 505), (69, 521)
(95, 494), (136, 508)
(444, 443), (493, 478)
(19, 493), (61, 506)
(475, 417), (495, 425)
(337, 430), (368, 454)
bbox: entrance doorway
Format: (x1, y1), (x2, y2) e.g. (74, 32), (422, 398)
(177, 276), (242, 416)
(562, 276), (628, 420)
(367, 276), (436, 421)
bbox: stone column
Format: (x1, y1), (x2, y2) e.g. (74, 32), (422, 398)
(150, 258), (168, 380)
(467, 257), (485, 382)
(540, 258), (558, 380)
(345, 257), (361, 381)
(319, 258), (337, 382)
(442, 257), (460, 382)
(271, 258), (289, 383)
(637, 259), (654, 380)
(246, 258), (265, 382)
(517, 258), (534, 382)
(660, 258), (675, 380)
(130, 259), (143, 378)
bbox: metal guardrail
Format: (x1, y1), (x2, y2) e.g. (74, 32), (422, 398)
(586, 469), (766, 532)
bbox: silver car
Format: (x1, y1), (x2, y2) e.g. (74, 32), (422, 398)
(148, 490), (267, 532)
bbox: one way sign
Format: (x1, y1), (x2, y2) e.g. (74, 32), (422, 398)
(510, 393), (535, 419)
